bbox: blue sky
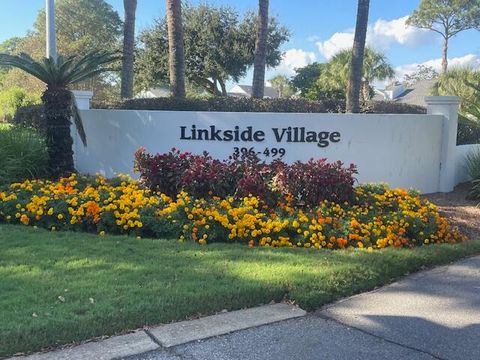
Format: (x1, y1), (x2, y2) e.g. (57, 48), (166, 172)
(1, 0), (480, 87)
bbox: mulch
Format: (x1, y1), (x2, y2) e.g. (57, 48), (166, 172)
(425, 182), (480, 240)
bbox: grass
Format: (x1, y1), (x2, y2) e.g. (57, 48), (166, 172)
(1, 224), (480, 357)
(0, 125), (48, 185)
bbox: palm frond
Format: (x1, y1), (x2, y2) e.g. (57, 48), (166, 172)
(71, 95), (87, 147)
(0, 50), (118, 148)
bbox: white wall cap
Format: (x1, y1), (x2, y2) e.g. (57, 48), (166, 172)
(72, 90), (93, 98)
(425, 96), (461, 105)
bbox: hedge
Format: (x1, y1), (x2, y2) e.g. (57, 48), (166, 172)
(11, 97), (479, 144)
(93, 97), (345, 113)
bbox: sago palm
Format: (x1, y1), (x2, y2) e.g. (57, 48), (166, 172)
(0, 51), (118, 178)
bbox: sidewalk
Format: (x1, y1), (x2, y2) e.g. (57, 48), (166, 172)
(126, 255), (480, 360)
(12, 255), (480, 360)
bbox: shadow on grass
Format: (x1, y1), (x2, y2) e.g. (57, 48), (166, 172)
(1, 224), (480, 357)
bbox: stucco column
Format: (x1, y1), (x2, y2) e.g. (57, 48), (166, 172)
(71, 91), (93, 168)
(72, 90), (93, 110)
(425, 96), (461, 193)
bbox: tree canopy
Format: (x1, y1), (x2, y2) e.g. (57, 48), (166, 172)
(404, 65), (439, 87)
(407, 0), (480, 73)
(269, 75), (294, 98)
(32, 0), (122, 57)
(0, 0), (123, 101)
(304, 48), (394, 101)
(135, 3), (289, 95)
(433, 67), (480, 123)
(290, 62), (326, 97)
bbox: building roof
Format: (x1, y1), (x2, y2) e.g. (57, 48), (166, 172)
(146, 88), (171, 97)
(373, 79), (437, 107)
(228, 84), (280, 98)
(394, 79), (436, 107)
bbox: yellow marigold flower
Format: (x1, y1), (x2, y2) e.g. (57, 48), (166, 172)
(20, 214), (29, 225)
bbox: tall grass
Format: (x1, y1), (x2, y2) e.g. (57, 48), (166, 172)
(0, 125), (48, 185)
(465, 147), (480, 180)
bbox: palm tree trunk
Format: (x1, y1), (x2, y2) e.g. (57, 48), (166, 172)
(121, 0), (137, 99)
(252, 0), (269, 99)
(361, 79), (370, 103)
(347, 0), (369, 113)
(166, 0), (186, 98)
(42, 88), (75, 178)
(441, 37), (448, 74)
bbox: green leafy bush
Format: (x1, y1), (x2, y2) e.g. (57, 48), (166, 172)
(457, 117), (480, 145)
(94, 97), (344, 113)
(0, 126), (48, 185)
(10, 104), (46, 134)
(0, 87), (40, 122)
(94, 96), (428, 115)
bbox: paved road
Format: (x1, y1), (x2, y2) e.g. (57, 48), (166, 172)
(124, 255), (480, 360)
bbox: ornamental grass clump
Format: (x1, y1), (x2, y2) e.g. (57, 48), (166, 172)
(0, 125), (48, 185)
(0, 174), (465, 250)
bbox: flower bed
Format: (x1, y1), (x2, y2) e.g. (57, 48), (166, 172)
(0, 174), (465, 250)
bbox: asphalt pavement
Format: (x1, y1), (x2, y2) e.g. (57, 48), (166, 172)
(124, 255), (480, 360)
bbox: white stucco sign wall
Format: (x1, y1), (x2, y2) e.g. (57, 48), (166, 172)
(72, 95), (463, 194)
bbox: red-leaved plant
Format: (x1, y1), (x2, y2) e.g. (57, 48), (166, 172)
(134, 148), (357, 206)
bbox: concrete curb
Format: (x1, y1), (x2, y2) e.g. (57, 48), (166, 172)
(9, 331), (159, 360)
(9, 303), (306, 360)
(148, 303), (306, 347)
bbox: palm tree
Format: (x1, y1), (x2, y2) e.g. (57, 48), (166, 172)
(347, 0), (370, 113)
(121, 0), (137, 98)
(434, 67), (480, 122)
(252, 0), (269, 98)
(166, 0), (186, 98)
(361, 49), (394, 101)
(0, 51), (118, 178)
(321, 48), (394, 103)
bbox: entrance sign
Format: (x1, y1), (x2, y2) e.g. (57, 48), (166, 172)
(178, 124), (341, 159)
(74, 100), (460, 194)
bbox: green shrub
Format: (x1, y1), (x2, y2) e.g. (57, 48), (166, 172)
(0, 126), (48, 185)
(94, 96), (344, 113)
(10, 104), (46, 135)
(457, 117), (480, 145)
(0, 87), (40, 122)
(93, 96), (429, 114)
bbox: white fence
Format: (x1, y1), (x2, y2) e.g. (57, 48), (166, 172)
(73, 95), (474, 194)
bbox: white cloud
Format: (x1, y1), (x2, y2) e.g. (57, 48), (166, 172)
(369, 16), (432, 48)
(316, 15), (433, 60)
(395, 54), (480, 80)
(276, 48), (317, 74)
(316, 32), (354, 60)
(307, 35), (321, 42)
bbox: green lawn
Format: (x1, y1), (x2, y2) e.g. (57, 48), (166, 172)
(1, 224), (480, 357)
